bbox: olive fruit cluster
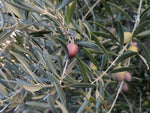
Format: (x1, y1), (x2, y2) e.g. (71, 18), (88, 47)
(115, 71), (132, 82)
(114, 71), (132, 93)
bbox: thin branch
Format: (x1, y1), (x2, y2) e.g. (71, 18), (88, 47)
(60, 59), (69, 84)
(92, 43), (129, 84)
(107, 81), (124, 113)
(121, 92), (133, 113)
(83, 0), (101, 20)
(132, 0), (143, 33)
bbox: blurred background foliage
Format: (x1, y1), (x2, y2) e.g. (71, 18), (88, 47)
(0, 0), (150, 113)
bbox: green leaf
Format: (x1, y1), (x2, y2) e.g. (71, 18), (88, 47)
(133, 20), (150, 37)
(77, 98), (88, 113)
(100, 54), (107, 72)
(26, 101), (49, 109)
(76, 56), (90, 83)
(47, 94), (58, 113)
(91, 33), (108, 58)
(10, 51), (42, 84)
(77, 41), (102, 53)
(3, 0), (22, 18)
(83, 47), (99, 68)
(108, 2), (134, 21)
(124, 0), (137, 10)
(65, 0), (77, 24)
(57, 55), (64, 74)
(83, 21), (92, 39)
(136, 29), (150, 39)
(0, 83), (8, 97)
(102, 0), (113, 16)
(140, 6), (150, 23)
(96, 82), (103, 110)
(138, 54), (149, 70)
(43, 49), (60, 78)
(12, 44), (34, 58)
(56, 38), (68, 58)
(134, 39), (150, 65)
(3, 61), (22, 75)
(89, 21), (118, 42)
(115, 20), (124, 49)
(111, 67), (136, 73)
(0, 29), (13, 43)
(56, 101), (69, 113)
(116, 51), (137, 64)
(54, 82), (66, 106)
(58, 0), (74, 10)
(79, 19), (83, 34)
(6, 0), (43, 13)
(23, 84), (43, 93)
(91, 32), (111, 39)
(66, 83), (96, 88)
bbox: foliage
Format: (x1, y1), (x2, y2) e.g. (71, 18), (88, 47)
(0, 0), (150, 113)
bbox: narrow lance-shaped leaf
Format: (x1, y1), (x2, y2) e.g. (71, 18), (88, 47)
(10, 51), (41, 84)
(83, 21), (92, 39)
(56, 101), (69, 113)
(108, 2), (134, 21)
(96, 82), (103, 110)
(116, 51), (137, 64)
(65, 0), (77, 24)
(57, 38), (68, 58)
(5, 0), (43, 13)
(76, 56), (90, 83)
(136, 29), (150, 39)
(47, 94), (58, 113)
(58, 0), (74, 10)
(3, 0), (22, 18)
(0, 29), (14, 43)
(66, 83), (96, 88)
(89, 21), (118, 42)
(115, 20), (124, 50)
(43, 49), (60, 78)
(91, 32), (113, 40)
(111, 67), (136, 73)
(124, 0), (137, 10)
(54, 82), (66, 106)
(83, 47), (99, 68)
(91, 33), (109, 58)
(26, 101), (49, 109)
(102, 0), (113, 16)
(100, 54), (107, 72)
(57, 55), (63, 74)
(77, 90), (92, 113)
(77, 41), (102, 53)
(134, 38), (150, 65)
(133, 20), (150, 37)
(140, 6), (150, 23)
(22, 84), (43, 93)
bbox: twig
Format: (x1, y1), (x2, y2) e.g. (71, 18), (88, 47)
(132, 0), (143, 33)
(83, 0), (101, 20)
(91, 43), (129, 84)
(107, 81), (124, 113)
(60, 59), (69, 84)
(56, 13), (71, 41)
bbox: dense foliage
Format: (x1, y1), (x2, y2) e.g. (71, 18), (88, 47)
(0, 0), (150, 113)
